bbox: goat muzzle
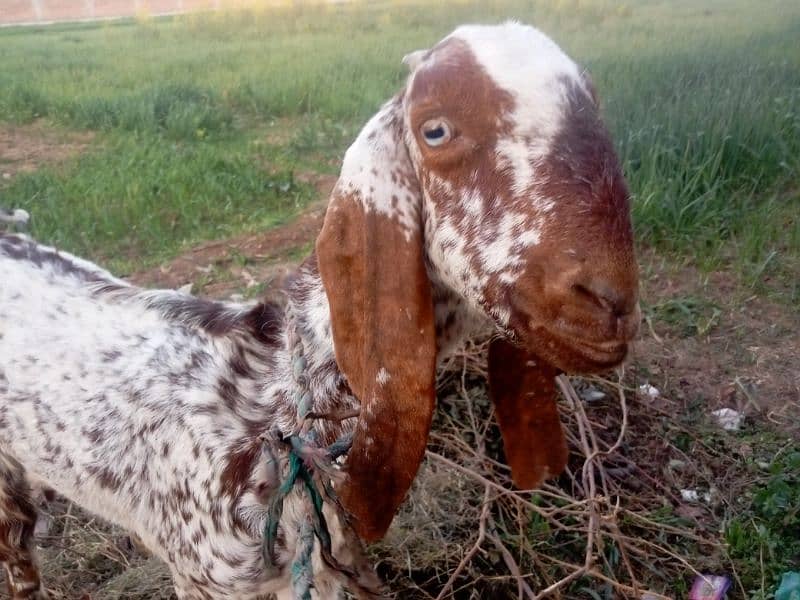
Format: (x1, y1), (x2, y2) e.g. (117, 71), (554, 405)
(506, 255), (640, 374)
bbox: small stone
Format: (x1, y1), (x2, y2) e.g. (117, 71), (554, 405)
(681, 489), (700, 502)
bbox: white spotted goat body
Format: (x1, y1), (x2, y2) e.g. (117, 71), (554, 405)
(0, 22), (639, 600)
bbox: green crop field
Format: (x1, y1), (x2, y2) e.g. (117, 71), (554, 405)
(0, 1), (798, 598)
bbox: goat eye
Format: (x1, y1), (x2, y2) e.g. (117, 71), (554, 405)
(420, 119), (452, 147)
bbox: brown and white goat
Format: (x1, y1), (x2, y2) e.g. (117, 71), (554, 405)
(0, 22), (639, 599)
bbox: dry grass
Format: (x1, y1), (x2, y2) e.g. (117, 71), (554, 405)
(373, 339), (721, 598)
(19, 501), (172, 599)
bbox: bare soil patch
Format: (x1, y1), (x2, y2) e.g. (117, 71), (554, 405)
(635, 249), (799, 436)
(0, 121), (93, 183)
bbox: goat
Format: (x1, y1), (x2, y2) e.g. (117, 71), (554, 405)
(0, 22), (640, 599)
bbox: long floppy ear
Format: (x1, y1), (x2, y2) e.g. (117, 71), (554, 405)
(316, 97), (437, 542)
(488, 338), (568, 488)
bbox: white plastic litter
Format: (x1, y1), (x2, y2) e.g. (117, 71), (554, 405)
(711, 408), (744, 431)
(681, 489), (711, 503)
(638, 383), (660, 399)
(580, 386), (606, 402)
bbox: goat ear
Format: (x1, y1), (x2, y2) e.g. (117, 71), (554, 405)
(581, 69), (599, 106)
(316, 97), (437, 542)
(487, 338), (568, 488)
(402, 49), (428, 71)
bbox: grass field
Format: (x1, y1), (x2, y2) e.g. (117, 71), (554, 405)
(1, 1), (799, 599)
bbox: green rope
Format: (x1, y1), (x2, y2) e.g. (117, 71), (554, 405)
(262, 446), (303, 578)
(291, 519), (314, 600)
(262, 315), (365, 598)
(298, 454), (332, 554)
(261, 432), (354, 590)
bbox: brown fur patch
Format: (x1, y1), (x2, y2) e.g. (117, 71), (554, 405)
(317, 102), (438, 542)
(488, 339), (568, 488)
(317, 196), (437, 541)
(0, 456), (46, 598)
(409, 38), (516, 217)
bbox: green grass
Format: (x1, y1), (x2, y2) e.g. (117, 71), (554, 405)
(1, 0), (798, 286)
(644, 295), (722, 337)
(725, 445), (800, 599)
(4, 132), (312, 271)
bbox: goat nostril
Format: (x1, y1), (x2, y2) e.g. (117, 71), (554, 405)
(571, 281), (630, 316)
(572, 284), (606, 311)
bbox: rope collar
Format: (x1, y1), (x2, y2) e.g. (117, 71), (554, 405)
(260, 312), (380, 599)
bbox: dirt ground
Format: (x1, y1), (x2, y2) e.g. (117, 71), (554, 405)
(636, 252), (799, 437)
(0, 122), (93, 182)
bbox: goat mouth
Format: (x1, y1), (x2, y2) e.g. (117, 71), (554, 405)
(565, 337), (628, 367)
(507, 322), (629, 373)
(551, 338), (626, 372)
